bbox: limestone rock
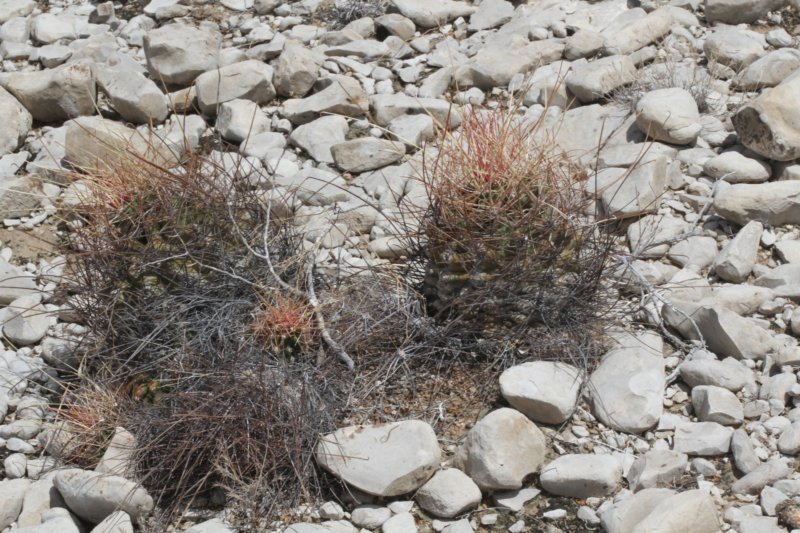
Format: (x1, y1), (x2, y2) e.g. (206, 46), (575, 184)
(539, 454), (622, 498)
(733, 75), (800, 161)
(713, 221), (763, 283)
(391, 0), (475, 28)
(499, 361), (582, 425)
(1, 61), (96, 122)
(587, 331), (664, 434)
(635, 88), (700, 145)
(273, 42), (322, 98)
(0, 86), (31, 156)
(96, 67), (169, 125)
(453, 408), (547, 491)
(316, 420), (441, 497)
(144, 23), (221, 86)
(415, 469), (482, 518)
(195, 60), (275, 115)
(331, 138), (405, 173)
(566, 55), (637, 103)
(627, 450), (688, 491)
(215, 99), (271, 143)
(281, 75), (368, 125)
(0, 478), (31, 529)
(673, 422), (733, 456)
(704, 28), (766, 69)
(289, 115), (348, 164)
(630, 489), (719, 533)
(691, 385), (744, 426)
(53, 469), (153, 524)
(705, 0), (786, 24)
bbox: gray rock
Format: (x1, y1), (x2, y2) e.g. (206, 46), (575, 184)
(704, 28), (766, 69)
(539, 454), (622, 498)
(705, 0), (786, 24)
(3, 453), (26, 478)
(415, 468), (482, 518)
(679, 358), (751, 392)
(215, 99), (271, 143)
(667, 236), (718, 269)
(0, 0), (35, 24)
(324, 40), (390, 61)
(36, 44), (73, 68)
(95, 427), (136, 477)
(277, 168), (349, 207)
(468, 0), (513, 31)
(144, 23), (221, 86)
(662, 301), (774, 360)
(775, 240), (800, 263)
(184, 518), (236, 533)
(731, 428), (761, 474)
(599, 488), (676, 533)
(391, 0), (475, 28)
(0, 86), (31, 156)
(733, 75), (800, 161)
(31, 13), (77, 44)
(738, 516), (785, 533)
(454, 40), (564, 90)
(713, 220), (763, 282)
(0, 176), (42, 219)
(14, 507), (81, 533)
(629, 489), (719, 533)
(273, 42), (322, 98)
(492, 487), (540, 512)
(53, 469), (153, 524)
(195, 60), (275, 115)
(755, 263), (800, 292)
(499, 361), (582, 425)
(691, 385), (743, 426)
(1, 293), (50, 346)
(735, 48), (800, 91)
(351, 506), (392, 529)
(453, 408), (547, 491)
(316, 420), (440, 497)
(289, 116), (348, 164)
(375, 14), (415, 40)
(96, 67), (169, 125)
(370, 93), (457, 128)
(778, 421), (800, 455)
(704, 151), (771, 184)
(635, 88), (700, 145)
(732, 459), (793, 494)
(673, 421), (733, 455)
(565, 30), (605, 60)
(387, 114), (435, 148)
(627, 450), (688, 491)
(587, 330), (664, 434)
(91, 511), (134, 533)
(331, 138), (405, 173)
(382, 512), (416, 533)
(602, 7), (674, 56)
(282, 75), (368, 125)
(627, 214), (688, 258)
(0, 478), (32, 529)
(714, 181), (800, 226)
(1, 61), (96, 122)
(17, 476), (67, 528)
(566, 55), (637, 103)
(599, 157), (667, 219)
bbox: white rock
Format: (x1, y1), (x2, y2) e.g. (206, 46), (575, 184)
(635, 88), (700, 145)
(96, 67), (169, 125)
(499, 361), (582, 425)
(599, 488), (676, 533)
(588, 331), (664, 434)
(144, 23), (221, 86)
(382, 512), (417, 533)
(733, 74), (800, 161)
(0, 86), (31, 157)
(704, 152), (771, 184)
(629, 489), (719, 533)
(90, 511), (134, 533)
(1, 293), (50, 346)
(415, 469), (482, 518)
(391, 0), (475, 28)
(732, 459), (793, 494)
(705, 0), (786, 24)
(195, 60), (275, 115)
(0, 478), (32, 529)
(713, 221), (763, 283)
(566, 55), (637, 103)
(704, 28), (766, 69)
(673, 422), (733, 456)
(316, 420), (440, 497)
(1, 61), (96, 123)
(453, 408), (547, 491)
(599, 157), (667, 218)
(53, 468), (153, 524)
(539, 454), (622, 498)
(273, 42), (322, 98)
(351, 506), (392, 529)
(215, 99), (271, 143)
(95, 427), (136, 477)
(777, 421), (800, 455)
(289, 116), (348, 164)
(627, 450), (688, 491)
(692, 385), (744, 426)
(714, 181), (800, 226)
(282, 75), (368, 125)
(331, 138), (405, 173)
(735, 49), (800, 91)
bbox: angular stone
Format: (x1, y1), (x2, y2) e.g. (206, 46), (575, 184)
(53, 469), (153, 524)
(453, 408), (547, 491)
(599, 488), (676, 533)
(732, 459), (793, 494)
(0, 0), (35, 24)
(316, 420), (441, 497)
(415, 469), (481, 518)
(96, 67), (169, 125)
(289, 116), (348, 164)
(370, 93), (457, 128)
(704, 29), (766, 70)
(468, 0), (513, 31)
(587, 331), (664, 434)
(733, 75), (800, 161)
(629, 489), (719, 533)
(735, 49), (800, 91)
(627, 214), (688, 258)
(454, 40), (564, 90)
(566, 55), (637, 103)
(0, 176), (42, 219)
(599, 157), (667, 219)
(281, 75), (368, 125)
(679, 358), (751, 392)
(273, 42), (322, 98)
(195, 60), (275, 115)
(627, 450), (688, 491)
(705, 0), (786, 24)
(539, 454), (622, 498)
(499, 361), (582, 425)
(731, 428), (761, 474)
(602, 7), (674, 56)
(0, 86), (31, 156)
(95, 427), (136, 477)
(713, 221), (762, 283)
(635, 88), (700, 145)
(331, 138), (405, 173)
(692, 385), (743, 426)
(144, 23), (221, 86)
(777, 421), (800, 455)
(351, 506), (392, 529)
(714, 181), (800, 226)
(1, 293), (50, 346)
(673, 421), (733, 456)
(215, 99), (271, 144)
(1, 61), (96, 122)
(391, 0), (475, 28)
(0, 478), (31, 529)
(91, 511), (134, 533)
(276, 168), (349, 207)
(667, 236), (717, 269)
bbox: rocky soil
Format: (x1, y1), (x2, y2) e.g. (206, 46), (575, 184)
(4, 0), (800, 532)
